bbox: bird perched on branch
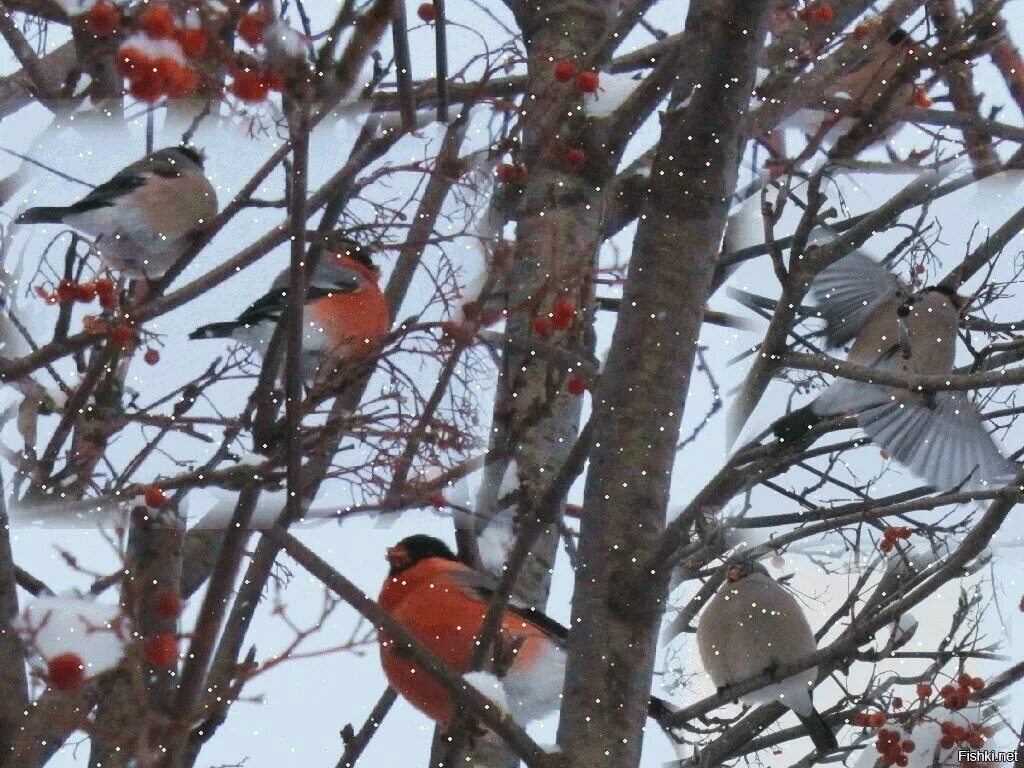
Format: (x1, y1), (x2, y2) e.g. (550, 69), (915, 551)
(378, 534), (677, 733)
(772, 229), (1015, 490)
(16, 146), (217, 279)
(697, 559), (838, 754)
(189, 239), (389, 382)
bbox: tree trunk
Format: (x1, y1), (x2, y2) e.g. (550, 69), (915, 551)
(556, 3), (771, 767)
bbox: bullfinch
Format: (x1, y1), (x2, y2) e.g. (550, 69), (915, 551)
(378, 534), (676, 732)
(773, 229), (1016, 491)
(189, 240), (389, 382)
(16, 146), (217, 279)
(696, 559), (838, 754)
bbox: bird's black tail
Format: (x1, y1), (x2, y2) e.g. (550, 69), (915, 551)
(16, 206), (69, 224)
(189, 322), (241, 340)
(796, 709), (838, 753)
(648, 696), (683, 744)
(773, 404), (823, 443)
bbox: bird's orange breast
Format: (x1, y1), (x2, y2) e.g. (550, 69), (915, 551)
(308, 284), (389, 359)
(378, 558), (552, 726)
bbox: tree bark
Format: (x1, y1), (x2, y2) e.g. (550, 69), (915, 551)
(556, 3), (771, 767)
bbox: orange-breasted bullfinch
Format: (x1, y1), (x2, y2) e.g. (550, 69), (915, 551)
(16, 146), (217, 279)
(772, 228), (1016, 490)
(189, 240), (389, 382)
(697, 559), (838, 754)
(378, 534), (678, 731)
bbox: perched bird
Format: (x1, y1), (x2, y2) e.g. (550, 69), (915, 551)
(189, 239), (389, 381)
(378, 534), (676, 730)
(773, 230), (1015, 491)
(16, 146), (217, 278)
(696, 559), (838, 754)
(781, 29), (919, 146)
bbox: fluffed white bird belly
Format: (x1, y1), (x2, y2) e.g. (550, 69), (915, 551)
(502, 641), (566, 724)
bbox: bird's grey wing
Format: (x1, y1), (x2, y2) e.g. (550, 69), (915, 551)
(856, 390), (1017, 491)
(69, 171), (149, 214)
(446, 569), (570, 644)
(808, 230), (902, 347)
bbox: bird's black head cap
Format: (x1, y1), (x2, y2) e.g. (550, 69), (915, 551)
(175, 145), (206, 167)
(386, 534), (457, 574)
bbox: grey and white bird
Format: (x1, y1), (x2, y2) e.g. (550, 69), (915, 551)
(696, 559), (838, 754)
(15, 146), (217, 279)
(773, 230), (1016, 491)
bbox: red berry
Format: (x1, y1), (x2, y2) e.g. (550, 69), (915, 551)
(86, 0), (120, 36)
(177, 27), (209, 58)
(552, 296), (577, 329)
(553, 59), (576, 83)
(56, 280), (78, 304)
(108, 324), (136, 346)
(143, 348), (160, 365)
(426, 490), (447, 508)
(913, 87), (933, 108)
(47, 652), (86, 691)
(895, 755), (908, 767)
(969, 676), (984, 691)
(139, 4), (176, 39)
(853, 712), (870, 727)
(892, 697), (903, 709)
(144, 486), (168, 508)
(879, 538), (894, 553)
(116, 46), (149, 77)
(868, 712), (886, 728)
(940, 684), (956, 698)
(957, 672), (972, 688)
(883, 526), (897, 541)
(230, 68), (269, 103)
(166, 65), (198, 98)
(532, 316), (552, 337)
(495, 163), (515, 182)
(237, 10), (267, 46)
(576, 71), (600, 93)
(566, 148), (586, 169)
(75, 282), (98, 302)
(143, 633), (179, 666)
(981, 725), (994, 737)
(902, 740), (915, 753)
(153, 588), (183, 619)
(416, 3), (437, 22)
(129, 70), (164, 103)
(567, 375), (586, 396)
(939, 735), (955, 749)
(966, 733), (983, 749)
(812, 2), (834, 22)
(896, 526), (912, 539)
(916, 683), (931, 698)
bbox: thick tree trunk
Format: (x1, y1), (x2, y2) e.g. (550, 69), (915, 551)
(556, 3), (771, 767)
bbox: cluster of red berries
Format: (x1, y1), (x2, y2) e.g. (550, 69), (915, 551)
(939, 673), (984, 710)
(532, 297), (578, 337)
(939, 718), (992, 749)
(797, 2), (835, 23)
(879, 525), (912, 552)
(874, 728), (915, 767)
(852, 710), (888, 728)
(81, 315), (136, 347)
(35, 278), (118, 310)
(229, 65), (285, 103)
(117, 5), (205, 102)
(237, 10), (268, 46)
(416, 3), (438, 22)
(552, 60), (600, 93)
(495, 163), (529, 184)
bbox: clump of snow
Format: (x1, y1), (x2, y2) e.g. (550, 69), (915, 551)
(265, 19), (308, 61)
(17, 594), (129, 678)
(120, 33), (186, 65)
(464, 671), (509, 712)
(583, 71), (645, 118)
